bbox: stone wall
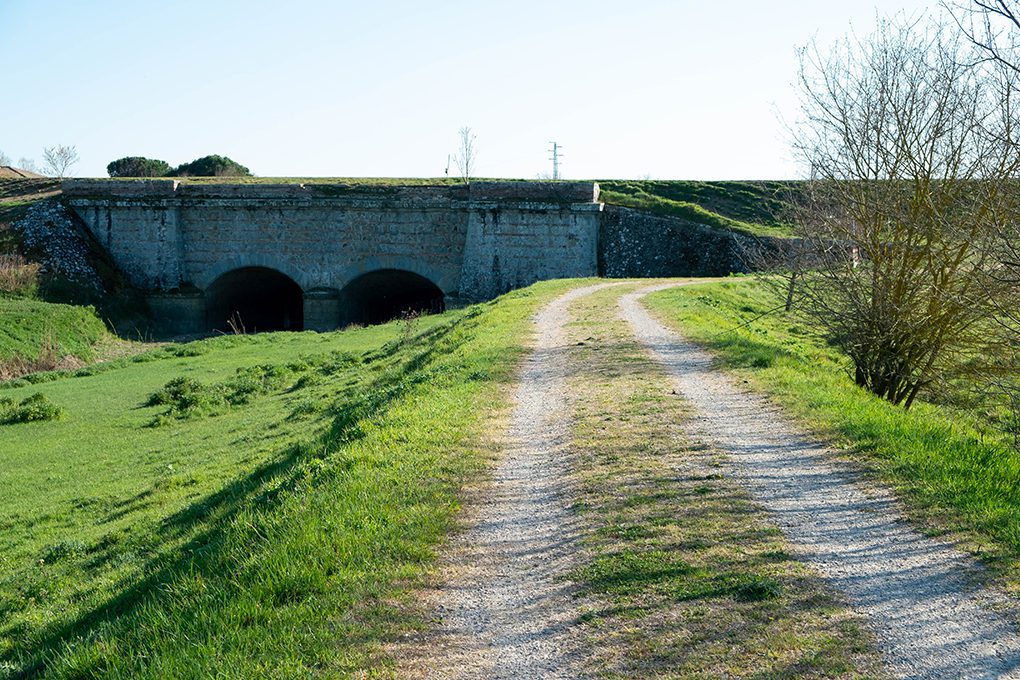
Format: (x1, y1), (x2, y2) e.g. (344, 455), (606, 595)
(598, 205), (778, 278)
(460, 203), (601, 299)
(60, 180), (787, 333)
(62, 180), (603, 331)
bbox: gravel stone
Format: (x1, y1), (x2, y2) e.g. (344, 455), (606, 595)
(12, 201), (101, 290)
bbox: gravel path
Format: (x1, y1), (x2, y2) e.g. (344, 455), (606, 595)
(621, 284), (1020, 679)
(410, 284), (613, 679)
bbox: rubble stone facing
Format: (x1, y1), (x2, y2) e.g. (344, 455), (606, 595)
(599, 205), (784, 278)
(13, 201), (102, 290)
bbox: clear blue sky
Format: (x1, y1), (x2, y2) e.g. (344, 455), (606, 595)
(1, 0), (934, 179)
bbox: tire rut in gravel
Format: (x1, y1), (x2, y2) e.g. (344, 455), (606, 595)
(621, 284), (1020, 680)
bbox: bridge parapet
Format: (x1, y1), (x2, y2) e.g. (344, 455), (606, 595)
(61, 179), (599, 205)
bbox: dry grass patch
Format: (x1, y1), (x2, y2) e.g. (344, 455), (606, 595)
(0, 333), (60, 380)
(0, 254), (39, 295)
(565, 285), (884, 679)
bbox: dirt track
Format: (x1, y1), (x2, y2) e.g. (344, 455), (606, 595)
(621, 283), (1020, 679)
(410, 282), (1020, 679)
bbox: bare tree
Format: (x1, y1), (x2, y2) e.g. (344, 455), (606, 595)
(42, 144), (79, 178)
(0, 149), (10, 166)
(454, 126), (477, 182)
(791, 16), (1020, 408)
(947, 1), (1020, 72)
(943, 3), (1020, 433)
(17, 157), (39, 174)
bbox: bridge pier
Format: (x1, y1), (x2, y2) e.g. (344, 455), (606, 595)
(147, 291), (205, 336)
(303, 288), (341, 332)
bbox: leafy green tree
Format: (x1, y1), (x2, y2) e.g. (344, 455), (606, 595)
(172, 155), (251, 177)
(106, 156), (172, 178)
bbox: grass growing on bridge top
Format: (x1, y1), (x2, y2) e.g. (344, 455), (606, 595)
(0, 279), (583, 677)
(96, 176), (470, 186)
(73, 176), (798, 233)
(47, 175), (800, 239)
(597, 180), (798, 238)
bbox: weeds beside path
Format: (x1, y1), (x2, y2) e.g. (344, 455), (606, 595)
(0, 282), (584, 678)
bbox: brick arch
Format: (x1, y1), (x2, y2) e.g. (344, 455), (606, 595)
(196, 255), (311, 292)
(333, 256), (456, 295)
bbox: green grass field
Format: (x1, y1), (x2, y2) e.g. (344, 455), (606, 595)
(0, 280), (581, 678)
(644, 279), (1020, 591)
(5, 275), (1020, 676)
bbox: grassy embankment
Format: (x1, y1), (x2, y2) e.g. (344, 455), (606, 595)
(597, 180), (797, 238)
(0, 279), (581, 678)
(565, 285), (880, 678)
(0, 179), (118, 378)
(0, 299), (110, 379)
(643, 279), (1020, 591)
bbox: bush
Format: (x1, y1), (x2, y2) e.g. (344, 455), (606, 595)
(224, 364), (289, 405)
(106, 157), (172, 178)
(146, 377), (209, 407)
(146, 363), (298, 425)
(171, 155), (251, 178)
(39, 540), (87, 564)
(0, 392), (63, 424)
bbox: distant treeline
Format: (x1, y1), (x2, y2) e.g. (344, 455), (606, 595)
(106, 155), (251, 178)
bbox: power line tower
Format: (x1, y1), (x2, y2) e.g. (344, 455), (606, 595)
(548, 142), (563, 180)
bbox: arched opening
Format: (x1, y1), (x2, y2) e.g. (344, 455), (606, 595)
(340, 269), (445, 326)
(205, 267), (304, 332)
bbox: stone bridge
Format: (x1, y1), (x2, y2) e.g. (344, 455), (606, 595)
(62, 180), (603, 333)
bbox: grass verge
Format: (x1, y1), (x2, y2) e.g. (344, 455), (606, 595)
(565, 285), (881, 678)
(0, 279), (581, 678)
(643, 278), (1020, 593)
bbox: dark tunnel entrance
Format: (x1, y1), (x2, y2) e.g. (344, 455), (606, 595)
(340, 269), (445, 326)
(206, 267), (304, 332)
